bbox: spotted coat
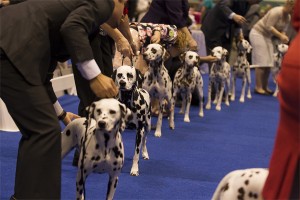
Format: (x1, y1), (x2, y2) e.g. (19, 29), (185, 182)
(231, 39), (252, 102)
(212, 168), (269, 200)
(61, 99), (132, 200)
(142, 43), (175, 137)
(113, 65), (151, 176)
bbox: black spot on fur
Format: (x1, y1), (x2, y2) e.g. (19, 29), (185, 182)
(93, 164), (97, 168)
(112, 146), (122, 158)
(95, 144), (99, 149)
(104, 133), (110, 147)
(113, 161), (118, 165)
(95, 155), (100, 161)
(221, 183), (229, 192)
(114, 179), (118, 188)
(244, 180), (249, 185)
(237, 187), (245, 200)
(66, 130), (71, 136)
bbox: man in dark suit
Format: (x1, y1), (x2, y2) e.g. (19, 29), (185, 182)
(0, 0), (124, 199)
(201, 0), (261, 56)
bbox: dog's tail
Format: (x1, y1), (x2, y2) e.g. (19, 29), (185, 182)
(211, 170), (237, 200)
(61, 118), (88, 159)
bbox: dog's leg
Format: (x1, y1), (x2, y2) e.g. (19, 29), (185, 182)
(225, 78), (230, 106)
(239, 75), (246, 103)
(184, 93), (192, 122)
(273, 83), (279, 97)
(168, 95), (175, 130)
(130, 126), (147, 176)
(230, 74), (236, 101)
(76, 155), (93, 200)
(179, 93), (186, 114)
(205, 79), (213, 110)
(106, 174), (119, 200)
(246, 68), (252, 99)
(154, 99), (164, 137)
(216, 82), (224, 111)
(197, 82), (204, 117)
(141, 126), (149, 160)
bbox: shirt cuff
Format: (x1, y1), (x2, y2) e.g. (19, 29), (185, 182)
(76, 59), (101, 80)
(53, 101), (64, 116)
(229, 12), (236, 19)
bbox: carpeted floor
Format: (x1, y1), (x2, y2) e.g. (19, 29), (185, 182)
(0, 70), (279, 199)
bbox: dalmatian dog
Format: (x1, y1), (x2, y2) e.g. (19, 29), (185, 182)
(206, 46), (231, 111)
(142, 43), (174, 137)
(112, 65), (151, 176)
(212, 168), (269, 200)
(171, 51), (204, 123)
(61, 98), (132, 200)
(272, 43), (289, 97)
(231, 39), (252, 102)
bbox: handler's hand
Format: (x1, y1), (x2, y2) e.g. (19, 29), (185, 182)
(63, 112), (80, 126)
(233, 14), (247, 25)
(151, 31), (161, 44)
(116, 37), (133, 58)
(90, 73), (118, 98)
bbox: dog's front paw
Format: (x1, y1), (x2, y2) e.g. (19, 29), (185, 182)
(130, 169), (139, 176)
(142, 152), (149, 160)
(184, 116), (190, 122)
(230, 95), (235, 101)
(216, 105), (221, 111)
(205, 103), (211, 110)
(239, 97), (245, 103)
(154, 131), (162, 137)
(199, 111), (204, 117)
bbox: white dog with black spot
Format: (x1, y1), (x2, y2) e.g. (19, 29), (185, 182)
(61, 98), (132, 200)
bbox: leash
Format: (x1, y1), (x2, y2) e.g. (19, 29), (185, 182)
(121, 55), (134, 66)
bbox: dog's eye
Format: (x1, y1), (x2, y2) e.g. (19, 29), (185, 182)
(109, 110), (116, 115)
(97, 109), (101, 115)
(189, 55), (193, 59)
(127, 73), (133, 79)
(117, 73), (122, 78)
(151, 48), (157, 54)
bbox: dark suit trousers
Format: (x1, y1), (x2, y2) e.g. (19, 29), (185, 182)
(0, 54), (61, 199)
(72, 34), (114, 117)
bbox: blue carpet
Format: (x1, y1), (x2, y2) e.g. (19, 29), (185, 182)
(0, 70), (279, 199)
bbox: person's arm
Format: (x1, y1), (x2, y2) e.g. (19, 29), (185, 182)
(200, 55), (218, 63)
(60, 0), (118, 99)
(45, 71), (80, 125)
(218, 0), (247, 25)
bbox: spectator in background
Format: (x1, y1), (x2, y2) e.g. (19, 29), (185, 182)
(262, 0), (299, 199)
(201, 0), (262, 59)
(249, 0), (293, 95)
(200, 0), (215, 23)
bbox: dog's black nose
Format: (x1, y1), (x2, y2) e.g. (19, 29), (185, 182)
(98, 121), (106, 129)
(119, 80), (126, 87)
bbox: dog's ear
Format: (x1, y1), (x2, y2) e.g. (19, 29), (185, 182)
(247, 45), (252, 54)
(179, 52), (186, 63)
(112, 69), (117, 82)
(135, 68), (144, 88)
(222, 48), (228, 57)
(118, 103), (133, 133)
(161, 46), (170, 61)
(86, 102), (96, 119)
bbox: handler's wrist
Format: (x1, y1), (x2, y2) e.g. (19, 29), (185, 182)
(58, 110), (67, 121)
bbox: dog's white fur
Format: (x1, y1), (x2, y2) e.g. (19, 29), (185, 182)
(206, 46), (231, 111)
(231, 39), (252, 102)
(61, 98), (132, 200)
(142, 43), (175, 137)
(272, 43), (289, 97)
(212, 168), (269, 200)
(172, 51), (204, 122)
(113, 65), (151, 176)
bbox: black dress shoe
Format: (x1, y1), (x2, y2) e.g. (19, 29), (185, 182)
(254, 89), (271, 96)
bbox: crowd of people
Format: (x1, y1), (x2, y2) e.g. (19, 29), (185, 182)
(0, 0), (299, 199)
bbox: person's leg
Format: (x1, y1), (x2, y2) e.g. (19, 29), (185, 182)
(255, 67), (266, 93)
(263, 67), (273, 94)
(0, 56), (61, 199)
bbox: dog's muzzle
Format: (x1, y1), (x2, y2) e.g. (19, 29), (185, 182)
(98, 121), (106, 129)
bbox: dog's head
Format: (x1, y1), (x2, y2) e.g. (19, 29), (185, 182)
(179, 51), (201, 67)
(276, 43), (289, 54)
(211, 46), (228, 61)
(237, 39), (252, 53)
(142, 43), (169, 63)
(112, 65), (143, 91)
(87, 98), (132, 134)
